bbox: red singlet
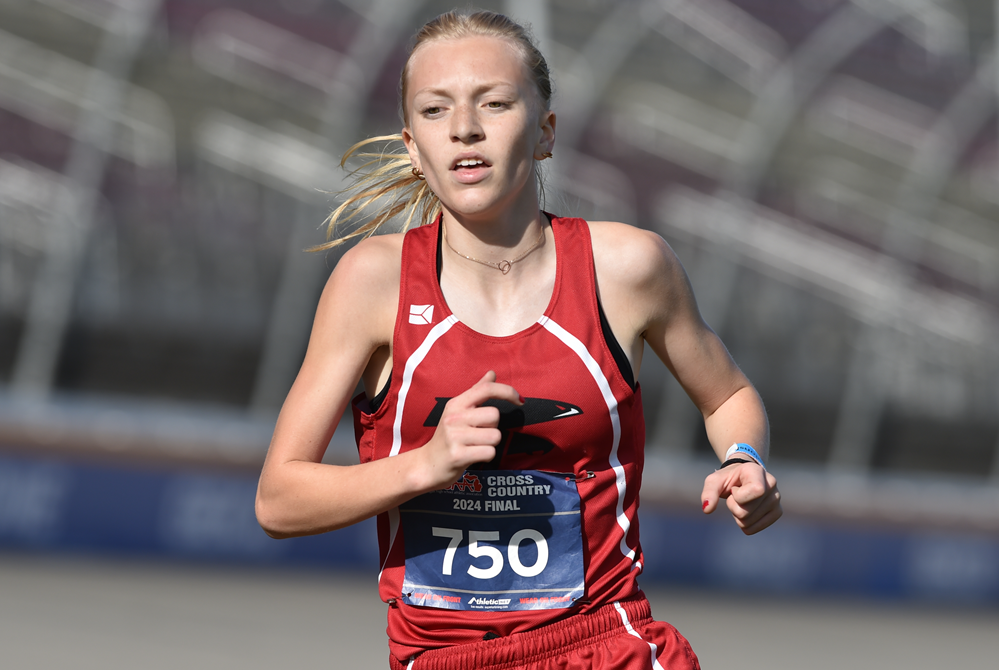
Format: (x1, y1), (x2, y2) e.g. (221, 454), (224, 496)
(353, 215), (650, 662)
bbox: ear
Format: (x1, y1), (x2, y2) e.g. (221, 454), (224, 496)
(402, 126), (421, 171)
(534, 110), (556, 160)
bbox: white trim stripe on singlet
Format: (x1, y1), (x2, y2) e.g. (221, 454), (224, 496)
(379, 315), (459, 584)
(392, 314), (460, 457)
(613, 600), (666, 670)
(378, 507), (400, 585)
(538, 315), (636, 563)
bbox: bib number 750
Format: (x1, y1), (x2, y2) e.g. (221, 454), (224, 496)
(432, 527), (549, 579)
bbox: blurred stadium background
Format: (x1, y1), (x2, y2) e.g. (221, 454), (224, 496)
(1, 0), (998, 666)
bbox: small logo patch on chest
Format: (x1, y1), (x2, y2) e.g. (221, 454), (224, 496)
(409, 304), (434, 325)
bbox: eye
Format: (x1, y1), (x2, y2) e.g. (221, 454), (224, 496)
(421, 106), (442, 116)
(486, 101), (508, 109)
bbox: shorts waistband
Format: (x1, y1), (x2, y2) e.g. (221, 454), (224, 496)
(390, 596), (653, 670)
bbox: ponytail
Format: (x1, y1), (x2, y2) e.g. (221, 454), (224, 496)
(310, 134), (440, 251)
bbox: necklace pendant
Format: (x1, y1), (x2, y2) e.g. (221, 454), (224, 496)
(498, 260), (513, 274)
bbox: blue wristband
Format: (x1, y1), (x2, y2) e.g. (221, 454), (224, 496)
(725, 443), (765, 469)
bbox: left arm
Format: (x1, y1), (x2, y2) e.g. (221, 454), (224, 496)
(590, 221), (782, 535)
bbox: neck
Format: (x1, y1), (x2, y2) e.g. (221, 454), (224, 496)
(441, 195), (547, 257)
(436, 202), (557, 337)
(442, 213), (547, 277)
(445, 221), (545, 274)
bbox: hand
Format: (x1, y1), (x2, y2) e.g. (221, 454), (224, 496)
(415, 371), (522, 492)
(701, 462), (782, 535)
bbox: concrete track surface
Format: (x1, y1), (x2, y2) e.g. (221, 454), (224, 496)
(2, 553), (996, 669)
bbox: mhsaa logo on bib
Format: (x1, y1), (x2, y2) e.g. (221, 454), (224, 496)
(409, 304), (434, 325)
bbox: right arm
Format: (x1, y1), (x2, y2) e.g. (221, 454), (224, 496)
(255, 236), (519, 538)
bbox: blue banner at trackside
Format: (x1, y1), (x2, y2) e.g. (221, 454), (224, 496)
(0, 453), (997, 604)
(0, 452), (378, 568)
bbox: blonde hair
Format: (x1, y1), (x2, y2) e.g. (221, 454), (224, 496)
(312, 10), (553, 251)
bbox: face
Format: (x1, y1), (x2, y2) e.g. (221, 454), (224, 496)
(401, 36), (555, 221)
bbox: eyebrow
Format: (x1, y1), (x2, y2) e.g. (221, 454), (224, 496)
(413, 81), (520, 99)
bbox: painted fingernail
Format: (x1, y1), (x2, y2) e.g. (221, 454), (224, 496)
(518, 395), (525, 404)
(702, 500), (709, 510)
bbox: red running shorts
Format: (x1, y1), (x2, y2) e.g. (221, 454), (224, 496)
(389, 595), (700, 670)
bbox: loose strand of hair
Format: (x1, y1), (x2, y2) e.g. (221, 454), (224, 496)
(309, 134), (440, 252)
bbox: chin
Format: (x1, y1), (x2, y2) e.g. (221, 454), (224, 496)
(442, 196), (502, 219)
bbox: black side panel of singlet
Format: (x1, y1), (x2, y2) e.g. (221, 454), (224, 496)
(597, 300), (636, 391)
(368, 374), (391, 413)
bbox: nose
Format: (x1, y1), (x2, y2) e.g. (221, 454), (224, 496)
(451, 102), (484, 143)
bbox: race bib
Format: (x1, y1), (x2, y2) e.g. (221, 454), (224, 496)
(400, 470), (585, 612)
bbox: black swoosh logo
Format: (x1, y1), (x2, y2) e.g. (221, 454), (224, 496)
(422, 397), (583, 428)
(422, 397), (583, 470)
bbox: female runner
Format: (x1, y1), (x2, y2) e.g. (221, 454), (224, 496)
(256, 9), (782, 670)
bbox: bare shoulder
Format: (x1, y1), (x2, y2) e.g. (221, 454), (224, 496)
(585, 219), (700, 351)
(326, 233), (404, 295)
(314, 232), (405, 345)
(586, 220), (684, 295)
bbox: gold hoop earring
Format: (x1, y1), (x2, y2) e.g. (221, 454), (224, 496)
(411, 166), (425, 180)
(541, 151), (553, 160)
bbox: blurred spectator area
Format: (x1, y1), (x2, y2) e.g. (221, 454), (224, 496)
(1, 0), (998, 535)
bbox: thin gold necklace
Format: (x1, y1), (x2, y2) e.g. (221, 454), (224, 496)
(443, 222), (546, 275)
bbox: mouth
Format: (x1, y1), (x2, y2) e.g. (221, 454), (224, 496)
(452, 157), (491, 171)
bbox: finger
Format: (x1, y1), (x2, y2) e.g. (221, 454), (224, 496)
(727, 467), (769, 506)
(447, 425), (503, 447)
(700, 472), (725, 514)
(700, 462), (751, 513)
(458, 372), (523, 408)
(443, 406), (501, 429)
(738, 504), (783, 536)
(727, 488), (777, 527)
(465, 426), (504, 448)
